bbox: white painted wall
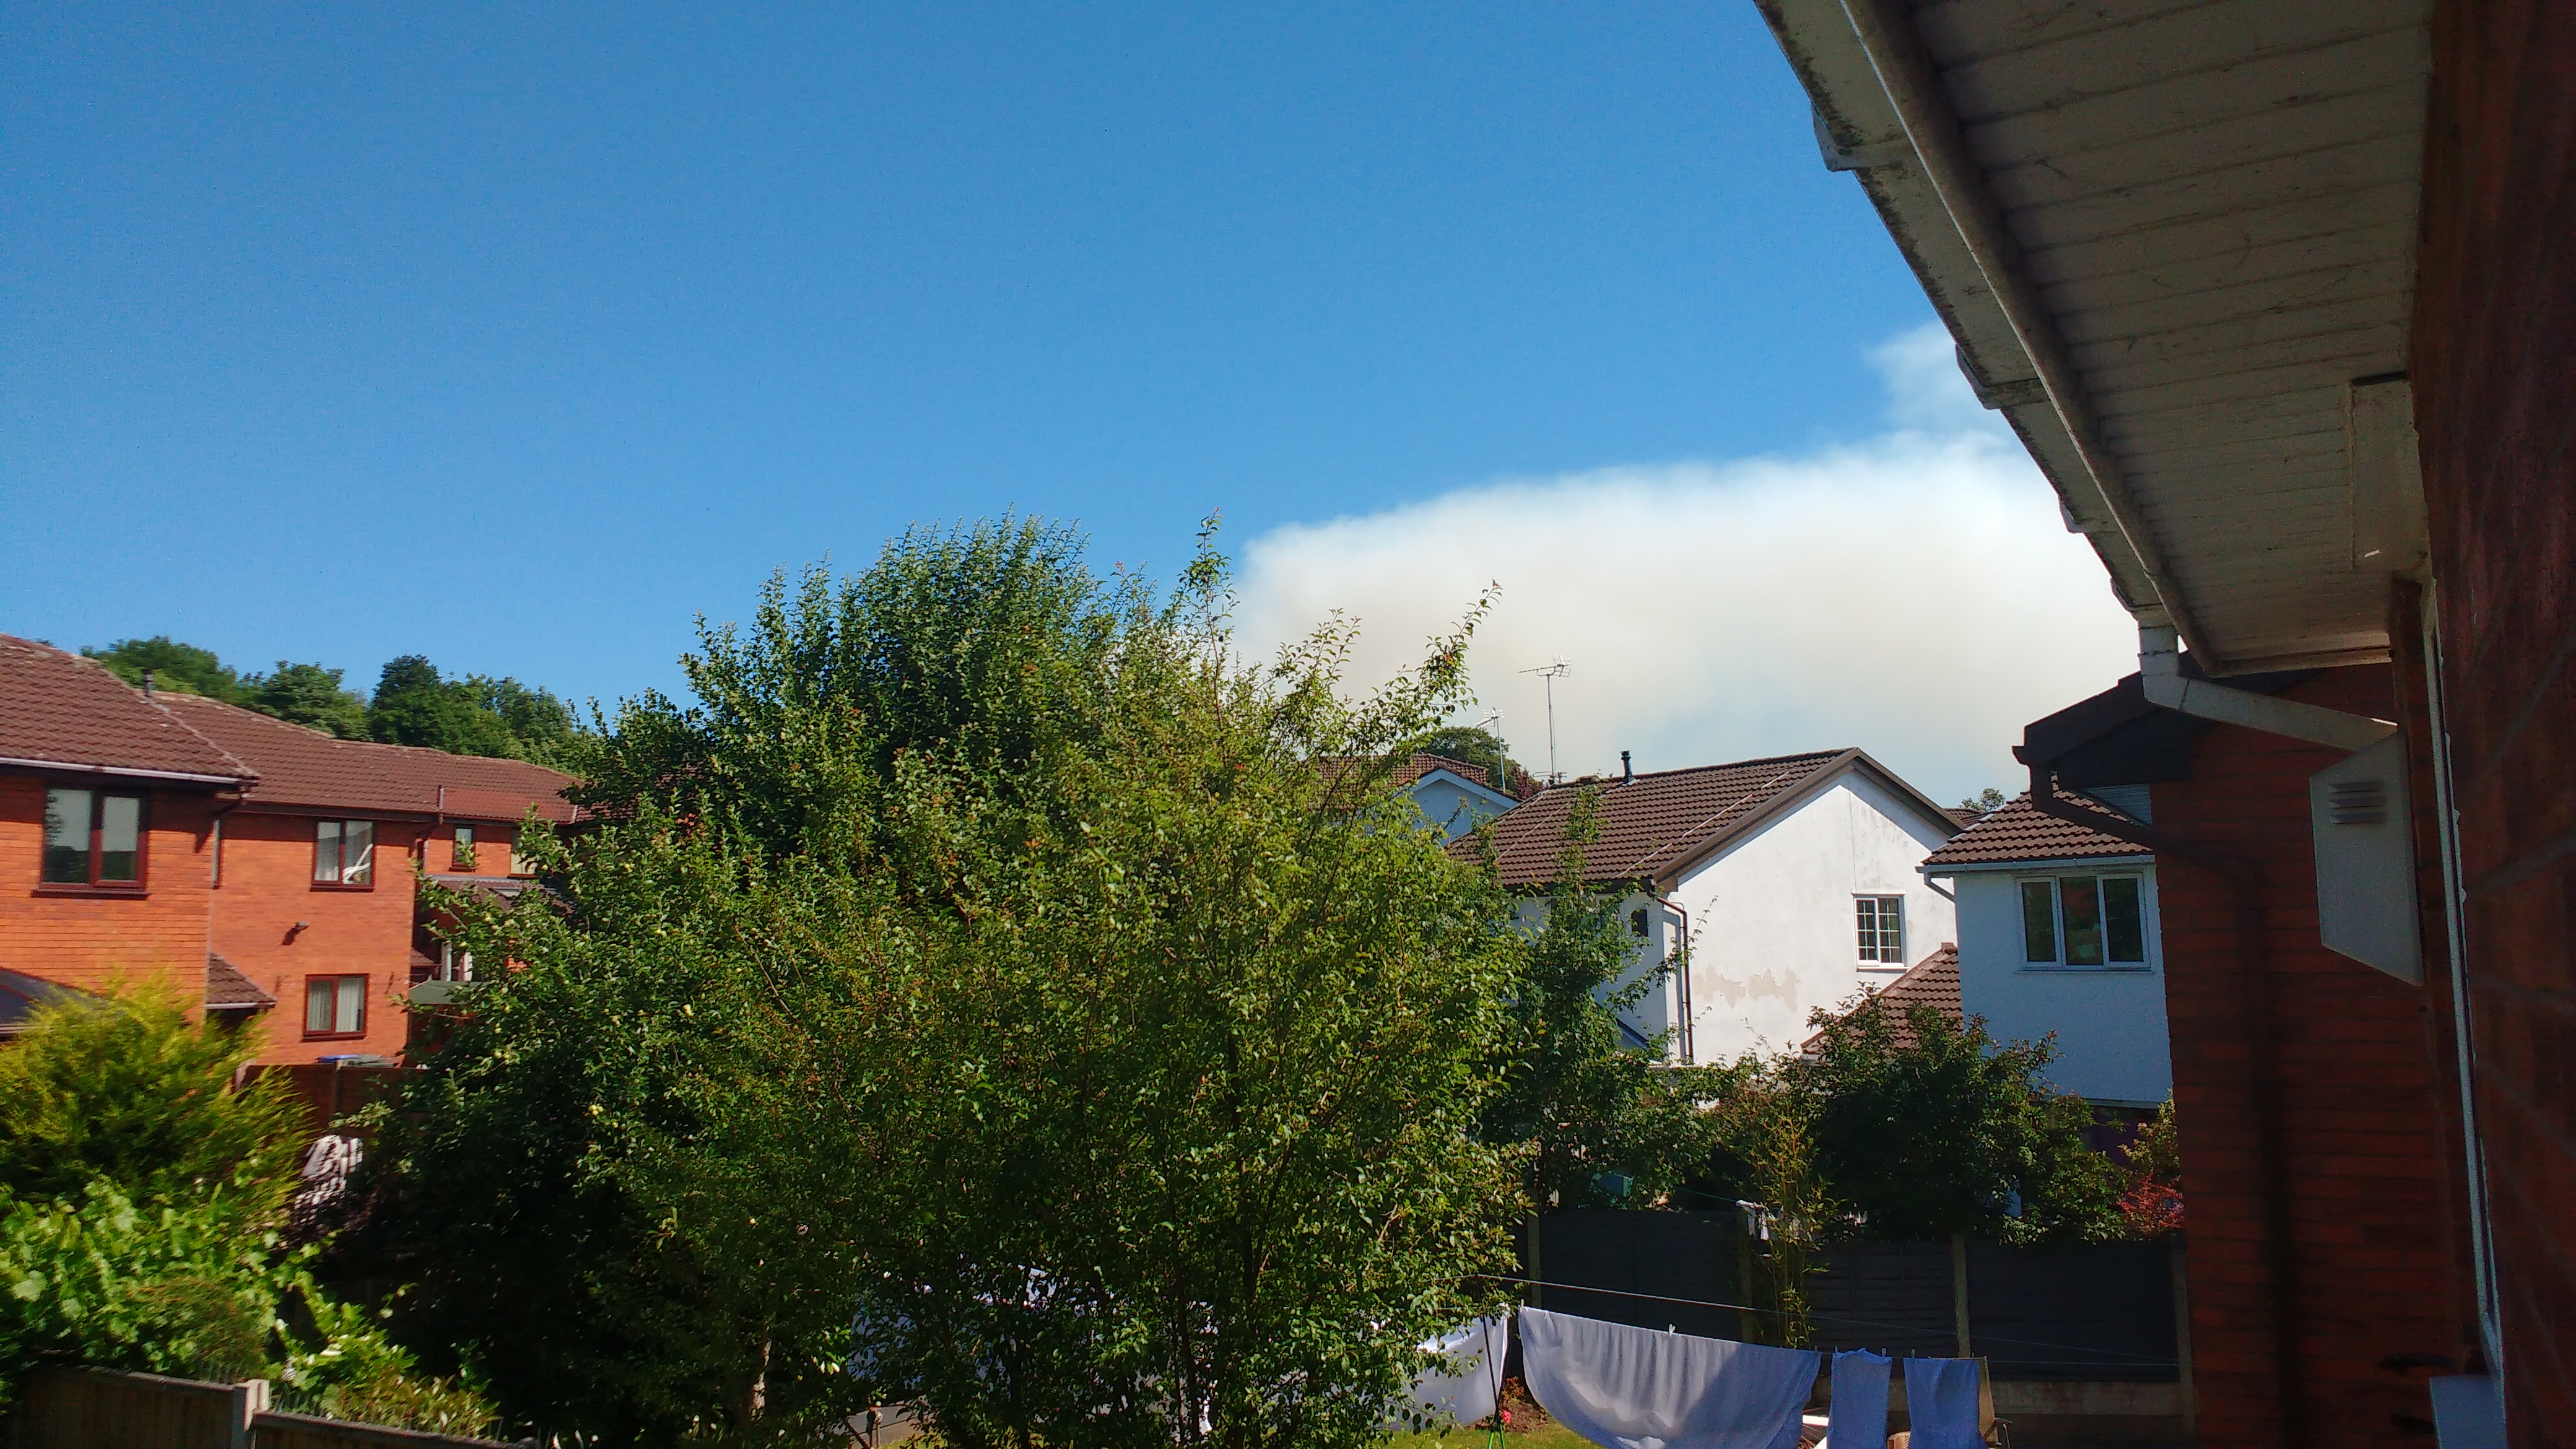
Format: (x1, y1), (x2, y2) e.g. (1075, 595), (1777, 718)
(1664, 771), (1959, 1063)
(1949, 866), (2173, 1105)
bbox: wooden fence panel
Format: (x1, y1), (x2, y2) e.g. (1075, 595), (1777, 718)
(10, 1367), (244, 1449)
(5, 1368), (505, 1449)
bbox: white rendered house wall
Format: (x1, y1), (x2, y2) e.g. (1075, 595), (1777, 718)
(1666, 772), (1959, 1062)
(1948, 866), (2173, 1105)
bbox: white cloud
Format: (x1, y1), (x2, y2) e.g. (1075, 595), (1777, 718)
(1232, 323), (2141, 806)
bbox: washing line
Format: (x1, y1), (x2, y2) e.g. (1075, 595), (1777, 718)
(1473, 1273), (2179, 1367)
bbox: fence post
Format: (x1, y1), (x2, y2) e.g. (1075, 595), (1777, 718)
(2169, 1241), (2196, 1438)
(230, 1379), (268, 1449)
(1949, 1235), (1971, 1357)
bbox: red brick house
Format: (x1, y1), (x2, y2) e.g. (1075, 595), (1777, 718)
(1754, 0), (2570, 1442)
(0, 635), (578, 1064)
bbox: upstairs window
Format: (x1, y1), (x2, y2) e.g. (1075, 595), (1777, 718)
(312, 820), (375, 887)
(41, 788), (144, 888)
(1855, 895), (1905, 964)
(2021, 875), (2148, 967)
(305, 975), (367, 1037)
(451, 824), (478, 872)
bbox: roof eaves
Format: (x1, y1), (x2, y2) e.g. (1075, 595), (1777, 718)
(1922, 852), (2155, 878)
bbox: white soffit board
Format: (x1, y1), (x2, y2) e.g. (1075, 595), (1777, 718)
(1757, 0), (2434, 675)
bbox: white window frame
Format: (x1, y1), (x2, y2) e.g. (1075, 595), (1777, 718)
(1855, 894), (1906, 965)
(2017, 871), (2154, 970)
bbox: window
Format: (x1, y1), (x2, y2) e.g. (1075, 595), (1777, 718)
(304, 975), (367, 1037)
(41, 788), (144, 888)
(1629, 908), (1650, 938)
(2021, 875), (2149, 967)
(437, 942), (474, 983)
(312, 820), (375, 887)
(451, 824), (477, 872)
(1855, 895), (1905, 964)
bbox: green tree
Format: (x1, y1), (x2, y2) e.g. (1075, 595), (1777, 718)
(1957, 787), (2006, 815)
(383, 520), (1526, 1448)
(0, 986), (305, 1214)
(0, 991), (492, 1432)
(367, 655), (577, 761)
(242, 662), (372, 739)
(82, 638), (242, 701)
(1409, 726), (1531, 796)
(1473, 790), (1718, 1210)
(1770, 997), (2122, 1243)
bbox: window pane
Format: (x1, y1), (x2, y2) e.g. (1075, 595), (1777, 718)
(306, 978), (334, 1033)
(1879, 897), (1904, 962)
(2104, 877), (2146, 962)
(342, 821), (373, 886)
(41, 789), (92, 884)
(1855, 899), (1875, 958)
(314, 820), (343, 883)
(2022, 881), (2059, 962)
(97, 796), (141, 882)
(2062, 876), (2106, 965)
(335, 977), (365, 1034)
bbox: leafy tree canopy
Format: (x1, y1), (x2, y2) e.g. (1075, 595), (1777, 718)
(1704, 996), (2123, 1245)
(242, 662), (373, 740)
(378, 518), (1529, 1448)
(1408, 726), (1532, 796)
(82, 637), (242, 702)
(0, 986), (305, 1214)
(0, 990), (493, 1432)
(1475, 790), (1723, 1211)
(368, 655), (581, 763)
(1957, 786), (2007, 814)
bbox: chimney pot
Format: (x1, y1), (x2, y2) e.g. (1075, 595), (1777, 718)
(1621, 749), (1633, 784)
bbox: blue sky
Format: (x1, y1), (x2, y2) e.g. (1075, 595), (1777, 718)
(2, 4), (2134, 797)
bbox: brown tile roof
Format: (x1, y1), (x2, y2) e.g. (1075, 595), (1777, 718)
(0, 635), (250, 782)
(1393, 754), (1493, 790)
(205, 953), (276, 1011)
(1802, 943), (1961, 1054)
(1460, 748), (1955, 889)
(1918, 788), (2152, 871)
(157, 693), (581, 823)
(1946, 806), (1988, 829)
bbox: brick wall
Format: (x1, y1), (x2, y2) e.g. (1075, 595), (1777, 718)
(2413, 0), (2576, 1440)
(209, 810), (419, 1065)
(426, 820), (517, 877)
(0, 772), (217, 1006)
(2151, 667), (2464, 1448)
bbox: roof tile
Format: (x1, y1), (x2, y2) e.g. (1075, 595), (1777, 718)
(159, 694), (581, 822)
(0, 635), (248, 781)
(1462, 750), (1857, 888)
(1919, 788), (2150, 869)
(1801, 944), (1960, 1053)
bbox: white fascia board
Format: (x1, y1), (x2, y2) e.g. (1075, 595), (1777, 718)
(1923, 855), (2154, 880)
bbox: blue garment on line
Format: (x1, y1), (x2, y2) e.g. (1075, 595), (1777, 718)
(1822, 1350), (1889, 1449)
(1901, 1357), (1983, 1449)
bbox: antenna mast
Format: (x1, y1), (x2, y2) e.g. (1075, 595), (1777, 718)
(1520, 658), (1572, 783)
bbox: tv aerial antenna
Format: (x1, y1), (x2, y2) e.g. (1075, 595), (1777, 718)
(1520, 658), (1571, 783)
